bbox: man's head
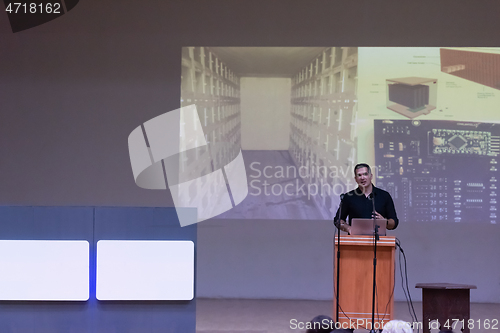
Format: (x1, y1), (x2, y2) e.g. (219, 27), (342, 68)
(354, 163), (372, 189)
(305, 315), (334, 333)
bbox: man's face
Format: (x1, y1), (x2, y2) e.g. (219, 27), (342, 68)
(354, 167), (372, 188)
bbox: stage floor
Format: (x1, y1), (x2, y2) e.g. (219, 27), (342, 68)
(197, 298), (500, 333)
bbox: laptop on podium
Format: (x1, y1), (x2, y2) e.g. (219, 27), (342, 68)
(350, 218), (387, 236)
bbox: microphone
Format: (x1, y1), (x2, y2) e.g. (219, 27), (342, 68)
(369, 192), (376, 218)
(334, 193), (346, 228)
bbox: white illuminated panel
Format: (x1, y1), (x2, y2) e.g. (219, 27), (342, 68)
(96, 240), (194, 301)
(0, 240), (89, 301)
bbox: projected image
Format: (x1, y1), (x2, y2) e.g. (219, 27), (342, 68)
(180, 47), (500, 223)
(181, 47), (358, 220)
(441, 48), (500, 91)
(374, 119), (500, 224)
(356, 47), (500, 188)
(386, 77), (437, 119)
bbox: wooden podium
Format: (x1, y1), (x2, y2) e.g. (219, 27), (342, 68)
(334, 235), (396, 328)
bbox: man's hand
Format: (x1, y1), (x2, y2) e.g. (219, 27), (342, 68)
(373, 211), (396, 230)
(338, 220), (351, 234)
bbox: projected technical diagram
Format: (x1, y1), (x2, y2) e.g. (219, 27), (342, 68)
(374, 119), (500, 224)
(441, 48), (500, 90)
(386, 77), (437, 119)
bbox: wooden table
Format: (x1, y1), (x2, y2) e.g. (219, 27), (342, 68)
(416, 283), (477, 333)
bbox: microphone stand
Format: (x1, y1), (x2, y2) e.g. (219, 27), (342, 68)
(370, 192), (379, 333)
(334, 193), (345, 323)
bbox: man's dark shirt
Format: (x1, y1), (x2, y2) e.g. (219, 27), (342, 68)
(334, 185), (399, 229)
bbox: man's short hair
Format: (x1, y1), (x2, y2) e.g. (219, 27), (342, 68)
(354, 163), (371, 175)
(305, 315), (334, 333)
